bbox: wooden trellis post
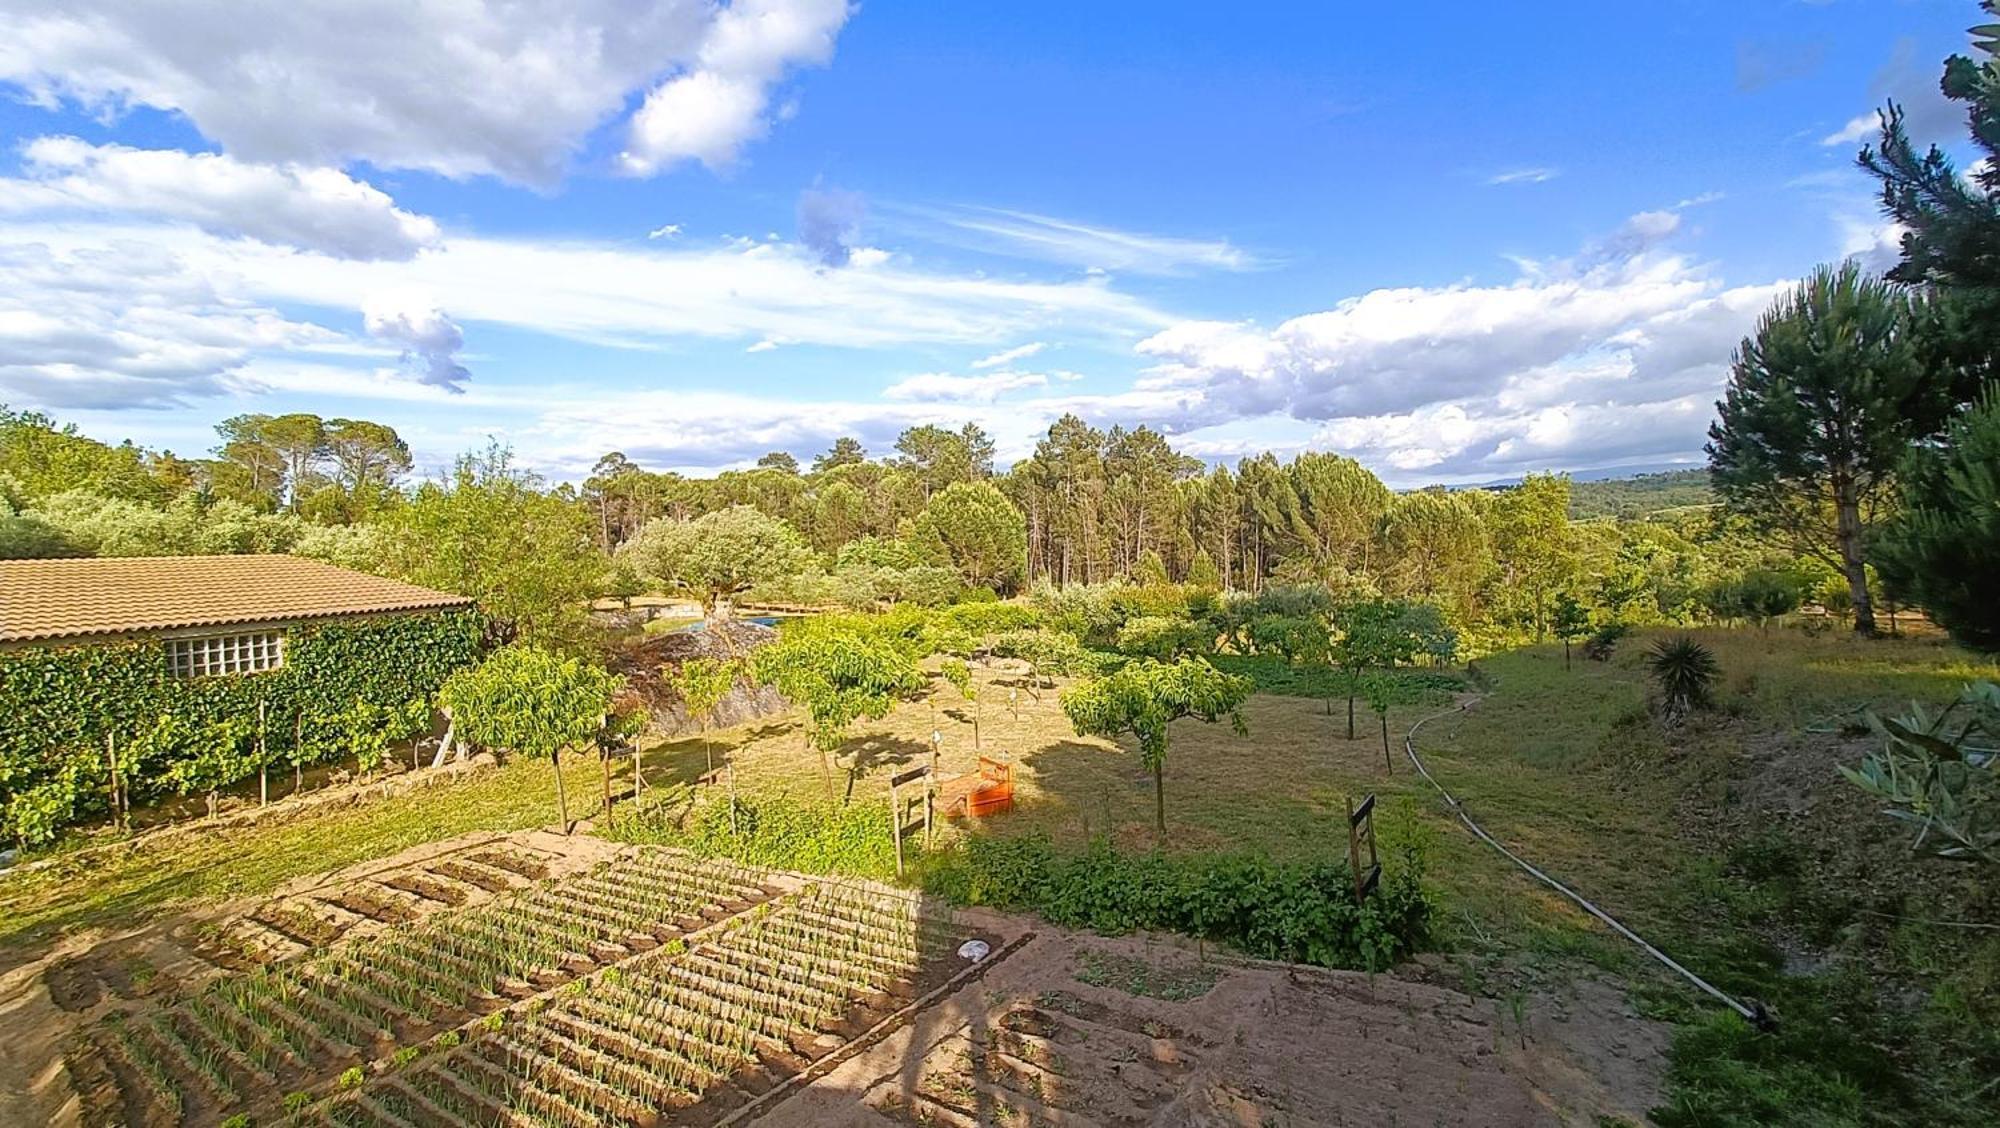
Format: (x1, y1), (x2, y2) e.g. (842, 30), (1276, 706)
(889, 764), (933, 878)
(1346, 793), (1381, 900)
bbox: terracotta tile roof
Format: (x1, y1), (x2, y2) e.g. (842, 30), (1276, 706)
(0, 555), (473, 644)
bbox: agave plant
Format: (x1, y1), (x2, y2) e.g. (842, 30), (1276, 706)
(1646, 635), (1718, 722)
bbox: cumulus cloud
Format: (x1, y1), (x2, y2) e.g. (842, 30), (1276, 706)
(0, 240), (342, 409)
(621, 0), (853, 174)
(973, 342), (1045, 369)
(882, 370), (1051, 403)
(1125, 211), (1785, 478)
(362, 294), (471, 392)
(0, 137), (440, 259)
(796, 185), (865, 267)
(898, 204), (1257, 275)
(0, 1), (853, 186)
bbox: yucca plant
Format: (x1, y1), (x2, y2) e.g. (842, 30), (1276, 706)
(1646, 635), (1718, 722)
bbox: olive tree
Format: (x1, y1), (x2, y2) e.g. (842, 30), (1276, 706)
(622, 505), (813, 619)
(1061, 657), (1253, 838)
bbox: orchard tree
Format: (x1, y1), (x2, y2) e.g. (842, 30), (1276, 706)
(670, 657), (740, 774)
(623, 505), (813, 618)
(751, 627), (924, 801)
(1707, 262), (1950, 636)
(908, 481), (1027, 593)
(1061, 657), (1253, 838)
(1551, 592), (1590, 670)
(1875, 388), (2000, 651)
(442, 646), (625, 833)
(1331, 600), (1421, 739)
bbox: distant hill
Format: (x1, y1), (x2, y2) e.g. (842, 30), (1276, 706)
(1566, 468), (1715, 519)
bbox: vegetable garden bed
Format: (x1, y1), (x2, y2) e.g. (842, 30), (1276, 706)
(62, 846), (986, 1127)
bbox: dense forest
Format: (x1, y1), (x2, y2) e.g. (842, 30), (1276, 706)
(0, 402), (1868, 658)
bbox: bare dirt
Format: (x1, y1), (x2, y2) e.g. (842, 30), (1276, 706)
(762, 927), (1666, 1127)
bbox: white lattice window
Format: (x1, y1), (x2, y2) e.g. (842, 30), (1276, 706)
(166, 631), (286, 678)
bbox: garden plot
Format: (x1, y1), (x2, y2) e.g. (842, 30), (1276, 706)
(59, 846), (998, 1128)
(762, 933), (1664, 1128)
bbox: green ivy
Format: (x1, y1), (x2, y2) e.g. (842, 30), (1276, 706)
(0, 608), (484, 847)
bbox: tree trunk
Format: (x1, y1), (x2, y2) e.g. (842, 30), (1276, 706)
(1381, 713), (1392, 772)
(1563, 641), (1571, 671)
(600, 752), (613, 820)
(1153, 762), (1166, 840)
(1834, 490), (1877, 636)
(552, 751), (571, 833)
(1347, 690), (1356, 740)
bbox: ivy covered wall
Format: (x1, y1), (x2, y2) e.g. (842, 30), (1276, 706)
(0, 608), (484, 847)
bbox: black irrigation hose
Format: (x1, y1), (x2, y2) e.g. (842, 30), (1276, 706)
(1402, 700), (1774, 1030)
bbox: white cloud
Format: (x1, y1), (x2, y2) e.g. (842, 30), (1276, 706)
(362, 294), (471, 392)
(972, 341), (1045, 369)
(1821, 36), (1960, 149)
(0, 216), (1173, 412)
(647, 224), (683, 240)
(1486, 167), (1560, 185)
(0, 1), (853, 187)
(882, 370), (1050, 403)
(1121, 212), (1788, 478)
(0, 239), (342, 409)
(0, 137), (440, 260)
(621, 0), (853, 174)
(899, 204), (1257, 275)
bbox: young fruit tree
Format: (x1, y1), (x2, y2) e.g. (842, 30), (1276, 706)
(441, 646), (625, 833)
(939, 657), (981, 750)
(751, 628), (924, 802)
(1551, 592), (1590, 671)
(1060, 657), (1254, 839)
(670, 657), (739, 774)
(1331, 600), (1420, 739)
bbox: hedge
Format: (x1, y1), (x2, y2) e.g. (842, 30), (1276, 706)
(0, 608), (484, 847)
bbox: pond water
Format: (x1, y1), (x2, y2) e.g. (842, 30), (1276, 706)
(675, 615), (783, 632)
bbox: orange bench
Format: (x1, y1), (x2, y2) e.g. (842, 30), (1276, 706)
(941, 756), (1014, 819)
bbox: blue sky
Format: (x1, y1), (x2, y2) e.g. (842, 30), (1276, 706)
(0, 1), (1979, 485)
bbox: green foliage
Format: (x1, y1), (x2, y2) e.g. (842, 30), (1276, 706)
(1061, 657), (1253, 833)
(1114, 614), (1214, 661)
(906, 481), (1028, 593)
(1647, 635), (1720, 721)
(440, 645), (624, 761)
(1707, 262), (1959, 635)
(612, 791), (899, 877)
(670, 657), (739, 727)
(751, 625), (924, 756)
(622, 504), (813, 615)
(1568, 469), (1716, 520)
(1840, 681), (1999, 864)
(16, 490), (300, 558)
(0, 609), (482, 847)
(378, 444), (601, 645)
(922, 832), (1434, 972)
(1875, 388), (2000, 651)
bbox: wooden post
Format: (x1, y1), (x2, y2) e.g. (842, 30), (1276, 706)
(727, 761), (739, 838)
(258, 699), (268, 806)
(890, 775), (904, 879)
(105, 733), (124, 832)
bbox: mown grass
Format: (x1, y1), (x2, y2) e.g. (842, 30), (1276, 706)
(0, 753), (607, 958)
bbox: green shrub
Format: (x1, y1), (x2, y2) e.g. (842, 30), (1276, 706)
(607, 792), (900, 879)
(920, 832), (1434, 971)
